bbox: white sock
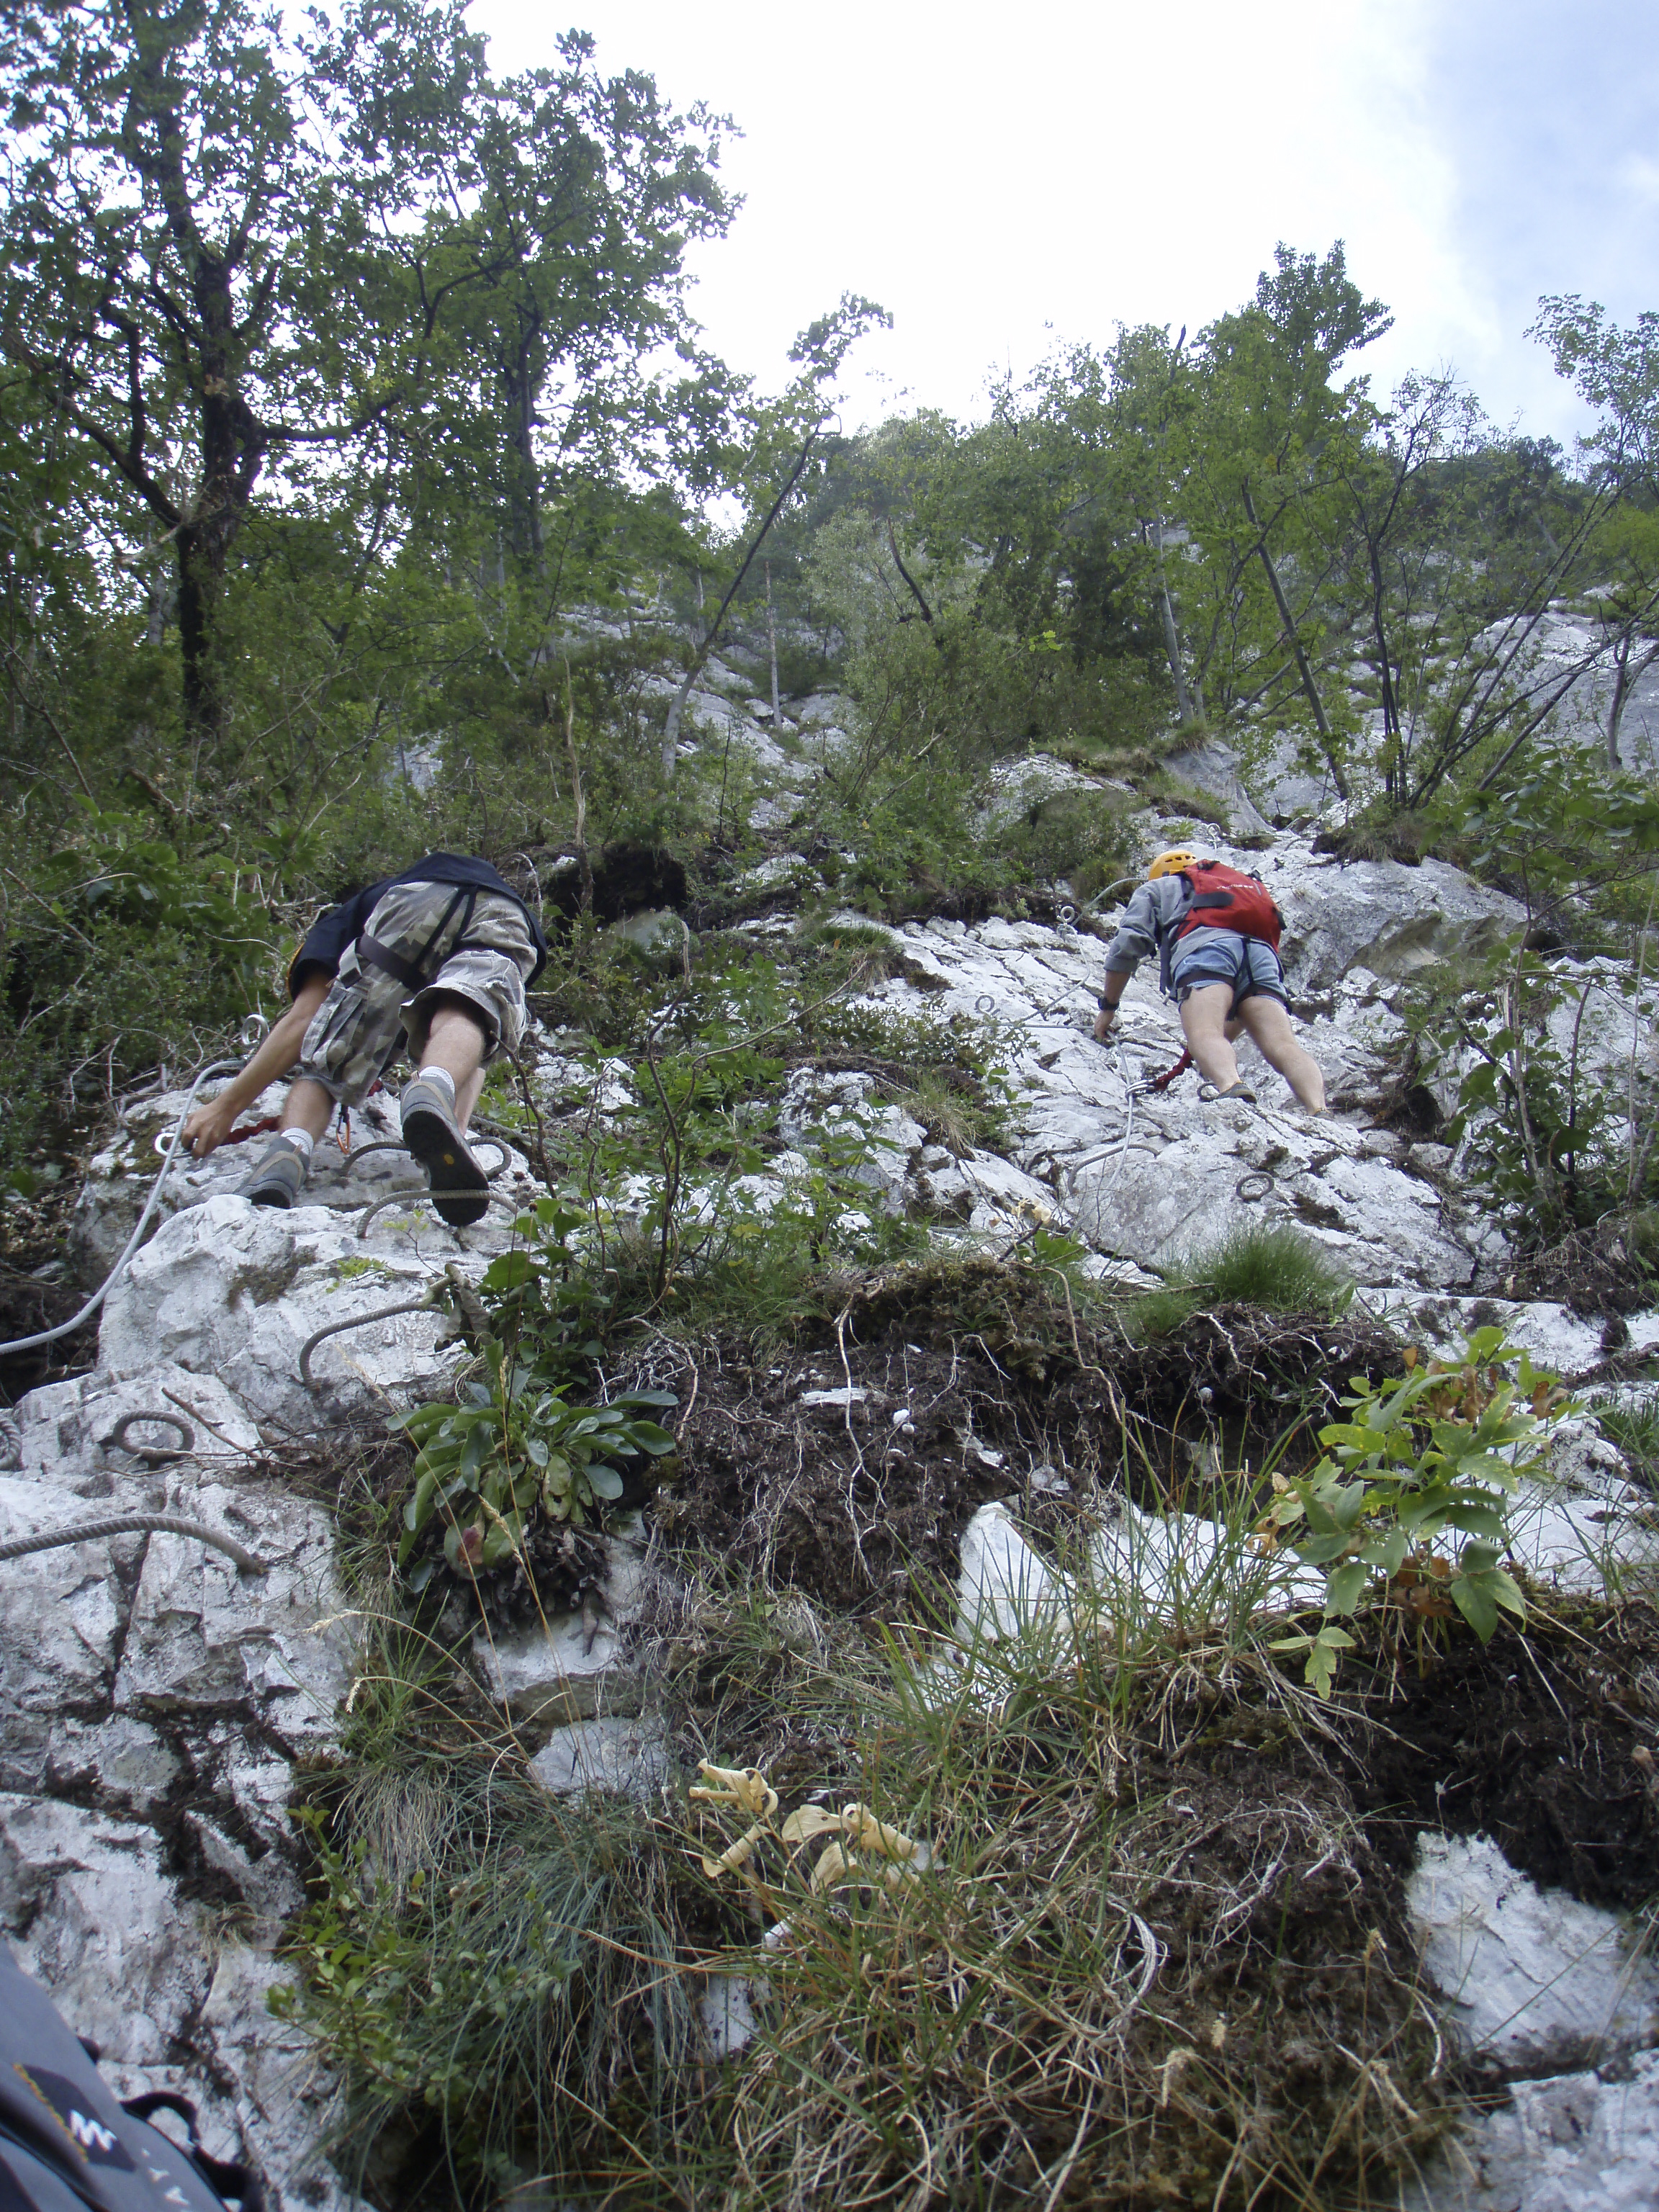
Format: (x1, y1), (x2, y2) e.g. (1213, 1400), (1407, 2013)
(284, 1128), (315, 1159)
(415, 1064), (457, 1102)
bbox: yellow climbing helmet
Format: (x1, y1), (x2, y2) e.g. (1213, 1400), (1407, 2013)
(1148, 848), (1202, 881)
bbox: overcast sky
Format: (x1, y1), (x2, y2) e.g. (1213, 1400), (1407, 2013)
(472, 0), (1658, 447)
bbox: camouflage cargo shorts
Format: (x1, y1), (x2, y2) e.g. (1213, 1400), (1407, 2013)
(297, 880), (538, 1105)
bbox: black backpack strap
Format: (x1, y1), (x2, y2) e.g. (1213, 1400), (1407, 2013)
(357, 884), (476, 993)
(119, 2098), (266, 2212)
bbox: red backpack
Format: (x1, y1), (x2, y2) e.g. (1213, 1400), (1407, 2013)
(1174, 860), (1283, 950)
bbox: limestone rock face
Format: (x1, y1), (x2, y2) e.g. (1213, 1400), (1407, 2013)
(1162, 738), (1273, 835)
(0, 1358), (361, 2206)
(72, 1082), (538, 1285)
(801, 878), (1498, 1285)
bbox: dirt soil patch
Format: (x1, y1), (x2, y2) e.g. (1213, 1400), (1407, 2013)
(625, 1331), (1023, 1615)
(1506, 1215), (1659, 1322)
(0, 1172), (97, 1400)
(1341, 1602), (1659, 1910)
(613, 1274), (1406, 1618)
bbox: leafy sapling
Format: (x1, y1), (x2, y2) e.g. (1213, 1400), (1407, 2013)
(1256, 1327), (1568, 1693)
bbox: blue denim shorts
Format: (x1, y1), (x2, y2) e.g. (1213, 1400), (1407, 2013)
(1171, 935), (1288, 1009)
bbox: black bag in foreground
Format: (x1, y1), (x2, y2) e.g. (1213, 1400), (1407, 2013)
(0, 1943), (264, 2210)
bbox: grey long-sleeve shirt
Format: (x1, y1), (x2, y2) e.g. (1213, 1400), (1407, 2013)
(1102, 874), (1251, 999)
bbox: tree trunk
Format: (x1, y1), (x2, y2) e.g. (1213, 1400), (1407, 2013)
(1151, 518), (1197, 724)
(503, 326), (544, 565)
(1606, 633), (1659, 770)
(563, 657), (592, 914)
(1241, 482), (1349, 799)
(1365, 536), (1403, 797)
(174, 422), (256, 752)
(661, 421), (822, 776)
(175, 528), (221, 749)
(766, 560), (781, 724)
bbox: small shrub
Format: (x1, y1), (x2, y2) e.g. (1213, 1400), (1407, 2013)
(1256, 1327), (1569, 1692)
(1197, 1220), (1353, 1310)
(276, 1791), (694, 2201)
(392, 1344), (677, 1588)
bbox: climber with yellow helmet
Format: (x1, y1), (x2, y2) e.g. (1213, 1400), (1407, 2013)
(1092, 848), (1326, 1112)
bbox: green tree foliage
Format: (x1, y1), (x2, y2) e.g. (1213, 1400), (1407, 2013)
(0, 0), (733, 749)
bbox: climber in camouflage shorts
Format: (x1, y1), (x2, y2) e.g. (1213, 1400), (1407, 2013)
(297, 876), (536, 1102)
(182, 853), (548, 1226)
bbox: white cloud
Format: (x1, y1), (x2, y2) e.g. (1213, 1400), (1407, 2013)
(470, 0), (1646, 444)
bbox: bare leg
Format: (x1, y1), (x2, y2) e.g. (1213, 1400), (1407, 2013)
(1238, 994), (1326, 1112)
(400, 1002), (494, 1227)
(416, 1001), (490, 1120)
(279, 1076), (335, 1141)
(454, 1066), (487, 1129)
(1179, 984), (1247, 1093)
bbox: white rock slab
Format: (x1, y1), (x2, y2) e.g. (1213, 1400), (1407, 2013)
(112, 1470), (353, 1748)
(528, 1714), (667, 1800)
(471, 1528), (650, 1727)
(955, 1502), (1066, 1642)
(16, 1362), (263, 1485)
(1366, 1291), (1658, 1380)
(1089, 1499), (1328, 1617)
(0, 1796), (359, 2209)
(72, 1083), (536, 1281)
(96, 1195), (493, 1430)
(701, 1973), (765, 2059)
(1410, 1833), (1659, 2070)
(1408, 2046), (1659, 2212)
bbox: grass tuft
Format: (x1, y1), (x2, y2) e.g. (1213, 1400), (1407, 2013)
(1132, 1220), (1353, 1337)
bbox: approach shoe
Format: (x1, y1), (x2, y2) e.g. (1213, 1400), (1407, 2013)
(1199, 1080), (1256, 1105)
(240, 1135), (307, 1209)
(400, 1076), (490, 1228)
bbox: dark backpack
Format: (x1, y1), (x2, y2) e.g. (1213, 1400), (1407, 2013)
(0, 1944), (264, 2211)
(1174, 860), (1284, 951)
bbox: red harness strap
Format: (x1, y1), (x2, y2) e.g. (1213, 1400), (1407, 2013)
(221, 1115), (282, 1146)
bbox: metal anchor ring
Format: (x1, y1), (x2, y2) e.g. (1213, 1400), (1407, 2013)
(105, 1410), (195, 1462)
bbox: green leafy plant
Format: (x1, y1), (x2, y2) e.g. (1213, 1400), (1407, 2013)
(393, 1345), (677, 1588)
(1258, 1327), (1568, 1692)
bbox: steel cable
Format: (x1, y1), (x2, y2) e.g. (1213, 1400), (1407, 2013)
(0, 1511), (268, 1573)
(299, 1297), (440, 1388)
(0, 1058), (243, 1358)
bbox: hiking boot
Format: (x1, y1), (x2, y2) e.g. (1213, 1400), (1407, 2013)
(400, 1076), (490, 1227)
(240, 1136), (307, 1209)
(1199, 1080), (1256, 1105)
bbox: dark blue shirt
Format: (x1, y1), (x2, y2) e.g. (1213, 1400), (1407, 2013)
(289, 853), (548, 993)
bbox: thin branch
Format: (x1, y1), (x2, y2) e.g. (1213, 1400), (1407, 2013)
(0, 637), (96, 799)
(885, 516), (935, 625)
